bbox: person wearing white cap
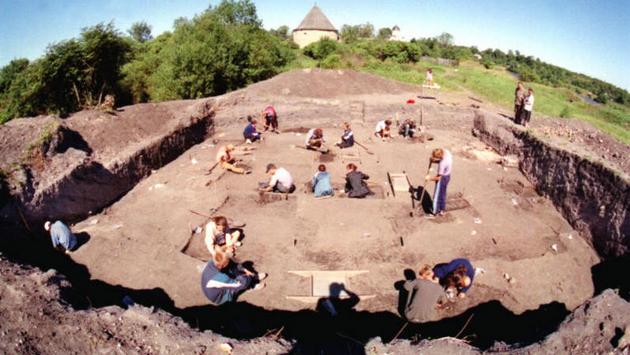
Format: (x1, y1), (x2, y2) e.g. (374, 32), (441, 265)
(44, 220), (77, 253)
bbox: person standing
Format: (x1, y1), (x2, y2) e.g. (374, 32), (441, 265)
(200, 249), (267, 305)
(514, 82), (526, 123)
(44, 220), (77, 253)
(425, 68), (434, 86)
(425, 148), (452, 216)
(519, 88), (535, 127)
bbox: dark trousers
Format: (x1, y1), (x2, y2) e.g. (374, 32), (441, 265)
(520, 110), (532, 126)
(433, 174), (450, 214)
(265, 115), (278, 130)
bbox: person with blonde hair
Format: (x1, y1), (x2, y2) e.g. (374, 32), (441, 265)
(425, 148), (452, 216)
(336, 122), (354, 148)
(215, 144), (250, 174)
(205, 216), (242, 256)
(402, 263), (446, 323)
(201, 248), (267, 305)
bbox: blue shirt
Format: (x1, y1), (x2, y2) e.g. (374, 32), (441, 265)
(50, 221), (77, 251)
(312, 172), (334, 197)
(243, 123), (257, 138)
(433, 258), (475, 293)
(200, 261), (238, 305)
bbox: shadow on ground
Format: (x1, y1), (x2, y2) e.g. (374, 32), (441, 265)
(2, 222), (611, 353)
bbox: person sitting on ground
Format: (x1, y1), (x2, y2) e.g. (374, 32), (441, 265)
(426, 68), (434, 86)
(374, 119), (392, 141)
(260, 163), (296, 193)
(433, 258), (475, 299)
(312, 164), (334, 198)
(518, 88), (535, 128)
(403, 264), (447, 323)
(305, 128), (328, 153)
(243, 118), (261, 143)
(215, 144), (250, 174)
(335, 122), (354, 149)
(205, 216), (242, 256)
(399, 118), (417, 138)
(425, 148), (452, 216)
(201, 248), (267, 305)
(344, 163), (371, 198)
(44, 220), (77, 254)
(261, 105), (278, 132)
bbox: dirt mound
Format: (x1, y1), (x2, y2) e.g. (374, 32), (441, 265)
(241, 68), (419, 99)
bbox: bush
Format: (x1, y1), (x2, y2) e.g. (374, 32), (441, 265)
(303, 38), (339, 60)
(319, 54), (343, 69)
(559, 106), (572, 118)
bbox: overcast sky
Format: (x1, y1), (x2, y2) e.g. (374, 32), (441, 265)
(1, 0), (628, 90)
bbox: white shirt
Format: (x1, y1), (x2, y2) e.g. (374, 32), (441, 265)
(375, 120), (387, 133)
(437, 149), (453, 176)
(524, 94), (534, 111)
(270, 167), (293, 188)
(205, 221), (222, 254)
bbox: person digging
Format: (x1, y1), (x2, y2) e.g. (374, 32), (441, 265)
(425, 148), (452, 217)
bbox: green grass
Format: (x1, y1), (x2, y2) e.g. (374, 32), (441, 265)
(355, 60), (630, 144)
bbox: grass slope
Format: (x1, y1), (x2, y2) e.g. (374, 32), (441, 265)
(359, 60), (630, 144)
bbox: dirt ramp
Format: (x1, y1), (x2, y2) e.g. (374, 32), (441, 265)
(240, 68), (419, 99)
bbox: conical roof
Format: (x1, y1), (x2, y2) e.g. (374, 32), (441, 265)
(294, 5), (337, 32)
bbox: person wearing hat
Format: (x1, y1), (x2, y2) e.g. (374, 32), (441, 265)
(259, 163), (295, 193)
(201, 248), (267, 305)
(44, 220), (77, 253)
(215, 144), (250, 174)
(425, 148), (452, 216)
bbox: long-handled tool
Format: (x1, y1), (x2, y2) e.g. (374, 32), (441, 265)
(417, 161), (433, 213)
(354, 140), (374, 155)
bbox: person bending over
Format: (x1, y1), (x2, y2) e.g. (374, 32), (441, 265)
(261, 105), (278, 132)
(403, 264), (447, 323)
(399, 118), (417, 138)
(260, 163), (296, 193)
(201, 248), (267, 305)
(44, 220), (77, 254)
(243, 119), (261, 143)
(344, 163), (371, 198)
(305, 128), (328, 153)
(374, 119), (392, 141)
(433, 258), (474, 299)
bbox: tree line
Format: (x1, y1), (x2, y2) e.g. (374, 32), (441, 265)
(1, 2), (627, 124)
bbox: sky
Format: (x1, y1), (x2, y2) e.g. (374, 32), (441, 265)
(1, 0), (629, 90)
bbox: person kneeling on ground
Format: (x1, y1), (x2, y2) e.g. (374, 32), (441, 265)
(344, 163), (371, 198)
(403, 265), (447, 323)
(243, 118), (262, 143)
(305, 128), (328, 153)
(260, 163), (296, 193)
(399, 118), (417, 138)
(205, 216), (242, 256)
(335, 122), (354, 149)
(374, 119), (392, 141)
(312, 164), (334, 198)
(44, 220), (78, 254)
(201, 248), (267, 305)
(261, 105), (278, 132)
(433, 258), (475, 299)
(216, 144), (250, 174)
(425, 148), (452, 217)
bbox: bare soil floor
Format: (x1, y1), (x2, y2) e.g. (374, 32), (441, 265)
(70, 77), (599, 319)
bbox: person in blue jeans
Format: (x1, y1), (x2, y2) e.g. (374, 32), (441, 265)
(433, 258), (474, 299)
(201, 249), (267, 305)
(425, 148), (452, 216)
(312, 164), (334, 198)
(44, 220), (77, 253)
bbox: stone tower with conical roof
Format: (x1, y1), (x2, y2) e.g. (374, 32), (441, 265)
(292, 5), (339, 48)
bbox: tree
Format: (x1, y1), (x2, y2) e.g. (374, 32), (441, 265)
(436, 32), (453, 46)
(0, 58), (29, 93)
(270, 25), (289, 40)
(377, 27), (392, 40)
(341, 23), (374, 43)
(128, 21), (153, 43)
(212, 0), (261, 27)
